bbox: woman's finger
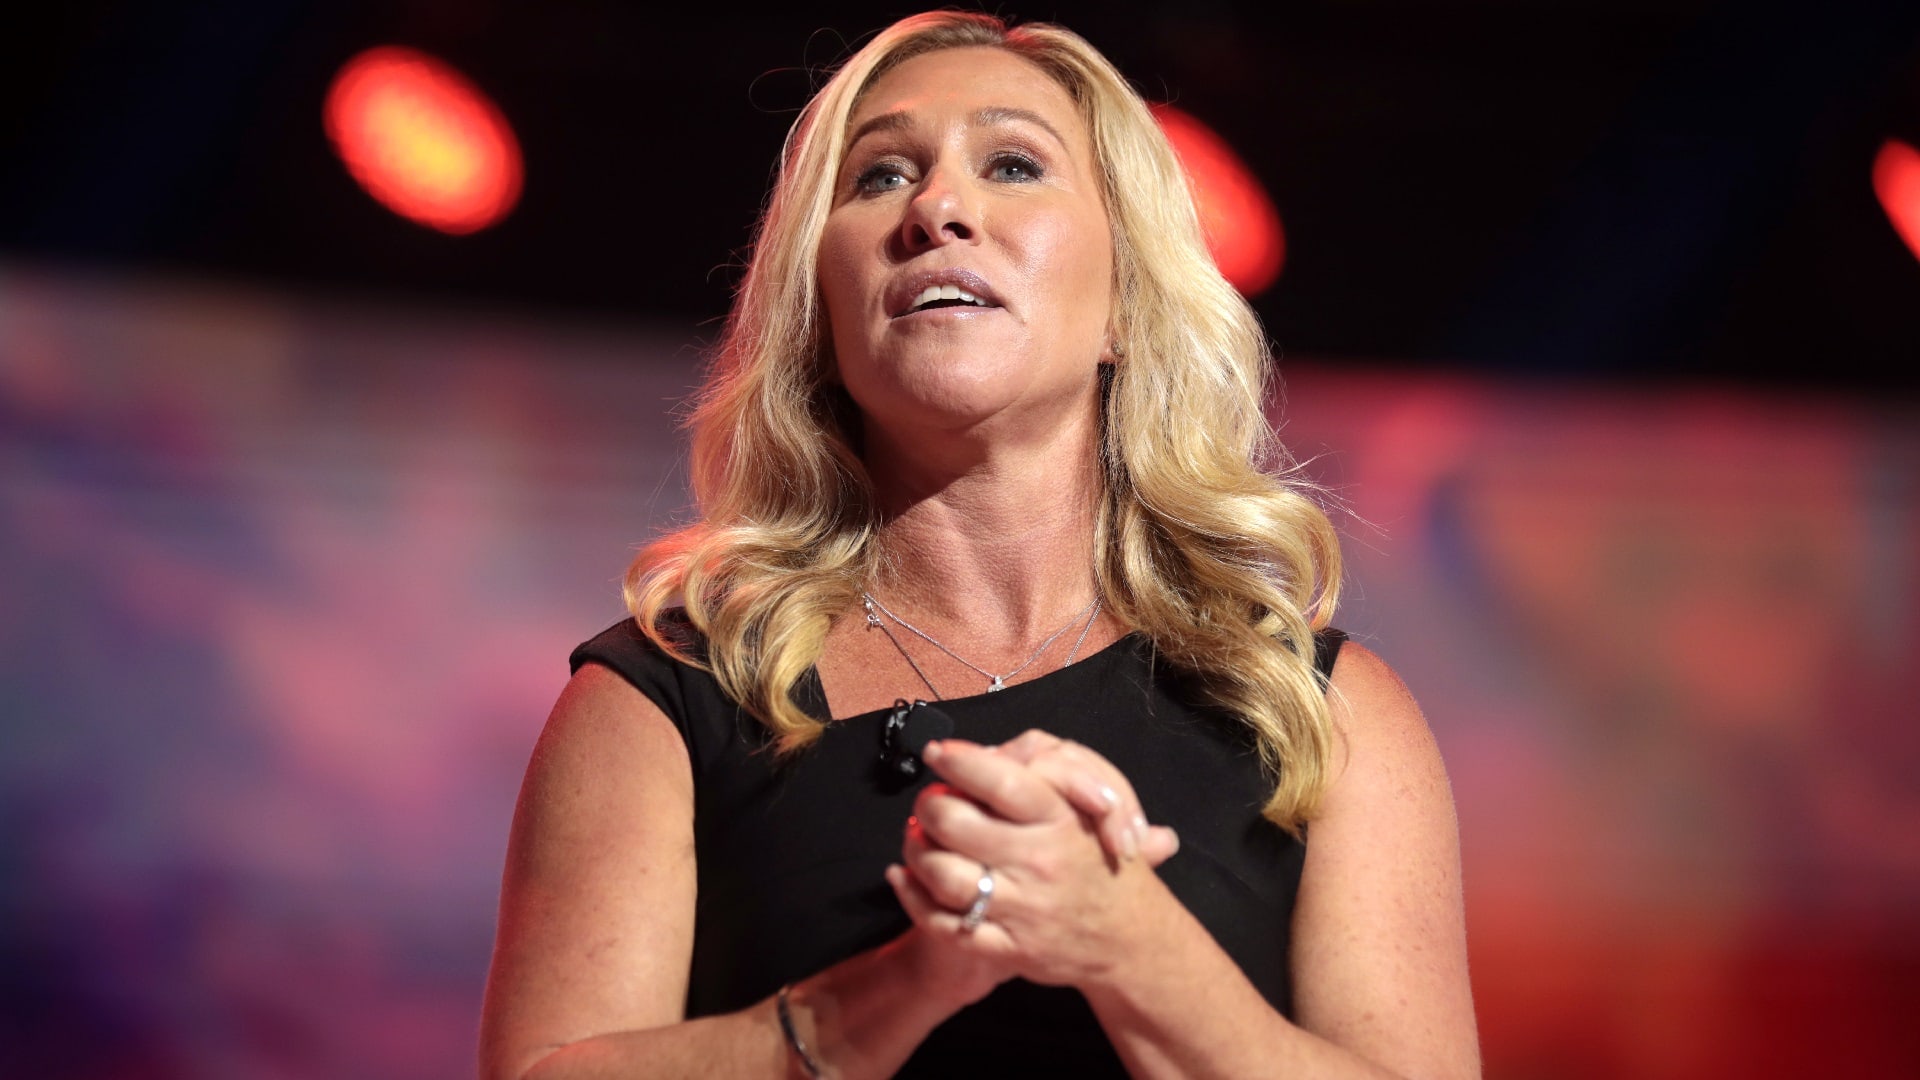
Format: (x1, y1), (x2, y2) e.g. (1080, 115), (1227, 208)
(891, 862), (991, 939)
(911, 784), (1042, 871)
(1141, 823), (1180, 867)
(903, 838), (999, 913)
(1008, 736), (1151, 863)
(887, 863), (1015, 951)
(983, 733), (1124, 841)
(991, 728), (1067, 764)
(886, 862), (950, 928)
(1052, 764), (1140, 863)
(921, 740), (1065, 825)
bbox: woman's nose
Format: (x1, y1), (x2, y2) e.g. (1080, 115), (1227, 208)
(899, 167), (979, 251)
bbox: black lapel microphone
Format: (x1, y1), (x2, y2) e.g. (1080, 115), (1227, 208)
(879, 699), (954, 779)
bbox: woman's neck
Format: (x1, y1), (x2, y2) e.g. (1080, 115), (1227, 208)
(861, 416), (1105, 643)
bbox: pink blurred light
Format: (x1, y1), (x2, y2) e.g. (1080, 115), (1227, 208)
(1152, 103), (1286, 297)
(1872, 137), (1920, 264)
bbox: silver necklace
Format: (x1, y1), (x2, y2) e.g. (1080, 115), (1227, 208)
(862, 590), (1103, 698)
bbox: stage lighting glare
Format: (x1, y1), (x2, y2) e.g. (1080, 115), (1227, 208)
(1873, 137), (1920, 266)
(1151, 104), (1286, 297)
(323, 46), (523, 235)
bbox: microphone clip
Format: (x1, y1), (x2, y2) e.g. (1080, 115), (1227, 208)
(881, 699), (933, 777)
(878, 698), (953, 785)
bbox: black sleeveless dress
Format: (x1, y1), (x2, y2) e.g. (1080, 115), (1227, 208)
(570, 615), (1344, 1076)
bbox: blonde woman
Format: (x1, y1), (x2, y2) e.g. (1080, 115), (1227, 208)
(480, 11), (1476, 1078)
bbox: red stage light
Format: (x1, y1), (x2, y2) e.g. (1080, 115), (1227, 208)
(1873, 137), (1920, 265)
(323, 46), (523, 235)
(1152, 104), (1286, 297)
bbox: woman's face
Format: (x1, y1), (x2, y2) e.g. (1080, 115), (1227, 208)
(817, 46), (1115, 449)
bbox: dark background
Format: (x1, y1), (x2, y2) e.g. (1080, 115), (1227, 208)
(5, 0), (1919, 392)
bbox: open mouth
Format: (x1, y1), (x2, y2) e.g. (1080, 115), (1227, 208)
(904, 284), (995, 314)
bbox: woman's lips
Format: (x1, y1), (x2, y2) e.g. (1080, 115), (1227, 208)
(886, 268), (1005, 318)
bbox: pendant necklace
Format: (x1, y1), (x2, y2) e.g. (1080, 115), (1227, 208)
(862, 590), (1103, 699)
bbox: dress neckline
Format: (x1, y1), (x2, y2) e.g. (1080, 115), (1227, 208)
(805, 630), (1147, 723)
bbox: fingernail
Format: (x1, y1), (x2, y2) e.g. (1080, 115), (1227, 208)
(1165, 828), (1180, 856)
(1098, 785), (1119, 807)
(1121, 826), (1140, 861)
(1133, 814), (1149, 834)
(922, 741), (944, 763)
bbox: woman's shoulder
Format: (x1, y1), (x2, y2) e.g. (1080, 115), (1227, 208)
(569, 608), (707, 676)
(1323, 640), (1421, 726)
(1310, 627), (1347, 685)
(1317, 639), (1446, 810)
(565, 609), (729, 747)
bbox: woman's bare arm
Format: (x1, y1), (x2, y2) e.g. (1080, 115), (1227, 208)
(1082, 642), (1480, 1079)
(477, 664), (995, 1080)
(1286, 642), (1480, 1077)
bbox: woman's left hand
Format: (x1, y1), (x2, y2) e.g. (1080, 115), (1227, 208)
(886, 737), (1173, 991)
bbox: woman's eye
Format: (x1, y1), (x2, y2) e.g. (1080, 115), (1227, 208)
(854, 163), (910, 194)
(989, 154), (1043, 182)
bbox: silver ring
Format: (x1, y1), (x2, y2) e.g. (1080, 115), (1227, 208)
(960, 867), (995, 932)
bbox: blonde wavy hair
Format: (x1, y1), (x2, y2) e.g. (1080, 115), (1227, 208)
(626, 10), (1343, 829)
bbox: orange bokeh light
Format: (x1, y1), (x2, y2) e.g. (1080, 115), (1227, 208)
(1872, 137), (1920, 265)
(1152, 104), (1286, 297)
(323, 46), (522, 235)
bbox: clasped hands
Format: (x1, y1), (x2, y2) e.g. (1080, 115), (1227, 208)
(884, 730), (1180, 1005)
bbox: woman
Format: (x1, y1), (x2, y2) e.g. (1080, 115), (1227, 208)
(480, 10), (1477, 1078)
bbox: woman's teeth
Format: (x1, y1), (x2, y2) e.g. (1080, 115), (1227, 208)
(909, 285), (987, 312)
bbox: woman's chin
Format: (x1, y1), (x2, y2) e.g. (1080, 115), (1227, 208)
(857, 388), (1103, 470)
(859, 394), (1020, 448)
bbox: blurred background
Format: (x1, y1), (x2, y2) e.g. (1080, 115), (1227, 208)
(2, 1), (1917, 1077)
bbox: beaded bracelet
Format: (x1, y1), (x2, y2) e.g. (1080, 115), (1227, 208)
(776, 984), (824, 1078)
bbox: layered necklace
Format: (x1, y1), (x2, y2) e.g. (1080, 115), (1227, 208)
(862, 590), (1103, 700)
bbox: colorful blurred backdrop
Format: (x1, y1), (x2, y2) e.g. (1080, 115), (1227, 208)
(3, 2), (1918, 1078)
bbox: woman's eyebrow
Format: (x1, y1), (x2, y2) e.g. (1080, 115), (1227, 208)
(971, 106), (1068, 150)
(844, 106), (1070, 152)
(846, 110), (911, 149)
